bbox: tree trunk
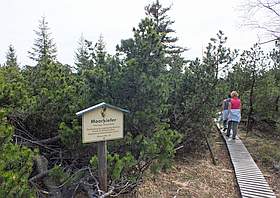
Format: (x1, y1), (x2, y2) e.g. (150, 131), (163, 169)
(34, 155), (62, 198)
(275, 95), (279, 112)
(203, 132), (217, 166)
(246, 75), (256, 135)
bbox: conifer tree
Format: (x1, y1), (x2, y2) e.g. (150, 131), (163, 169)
(5, 44), (18, 67)
(93, 34), (106, 66)
(145, 0), (186, 54)
(75, 35), (91, 72)
(28, 16), (57, 62)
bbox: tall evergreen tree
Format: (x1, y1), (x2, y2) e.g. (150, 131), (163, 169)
(145, 0), (186, 54)
(75, 34), (107, 72)
(93, 34), (106, 66)
(5, 44), (18, 67)
(28, 16), (57, 62)
(144, 1), (189, 136)
(116, 17), (168, 136)
(75, 35), (91, 72)
(79, 35), (122, 105)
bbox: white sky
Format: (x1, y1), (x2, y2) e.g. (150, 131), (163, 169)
(0, 0), (267, 66)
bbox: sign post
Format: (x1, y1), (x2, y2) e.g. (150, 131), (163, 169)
(76, 102), (129, 192)
(98, 140), (107, 192)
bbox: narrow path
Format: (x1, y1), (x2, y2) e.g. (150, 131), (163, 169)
(216, 122), (276, 198)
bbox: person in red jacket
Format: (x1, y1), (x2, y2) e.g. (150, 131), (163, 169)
(226, 91), (241, 140)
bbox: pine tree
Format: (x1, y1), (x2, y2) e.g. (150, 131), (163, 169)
(75, 35), (91, 72)
(5, 44), (18, 67)
(28, 16), (57, 62)
(145, 0), (187, 54)
(75, 34), (108, 73)
(93, 34), (106, 66)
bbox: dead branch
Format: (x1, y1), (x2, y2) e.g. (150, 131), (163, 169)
(37, 135), (60, 144)
(174, 145), (184, 151)
(29, 170), (51, 182)
(13, 134), (58, 152)
(203, 129), (217, 166)
(99, 188), (114, 198)
(173, 187), (182, 198)
(257, 0), (280, 17)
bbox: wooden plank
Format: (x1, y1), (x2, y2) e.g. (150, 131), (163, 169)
(235, 170), (262, 174)
(236, 172), (267, 178)
(238, 176), (266, 180)
(238, 180), (270, 188)
(241, 189), (275, 198)
(240, 186), (275, 194)
(240, 187), (274, 195)
(236, 173), (265, 177)
(237, 177), (267, 183)
(241, 190), (276, 198)
(235, 167), (260, 171)
(239, 185), (275, 194)
(237, 178), (267, 184)
(216, 122), (276, 198)
(236, 176), (267, 181)
(242, 193), (275, 198)
(242, 194), (265, 198)
(236, 173), (264, 177)
(234, 166), (259, 169)
(233, 163), (256, 167)
(235, 165), (259, 168)
(237, 181), (270, 187)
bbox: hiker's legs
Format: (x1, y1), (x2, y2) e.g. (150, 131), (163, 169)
(223, 119), (228, 130)
(232, 121), (238, 139)
(226, 121), (232, 137)
(222, 110), (228, 129)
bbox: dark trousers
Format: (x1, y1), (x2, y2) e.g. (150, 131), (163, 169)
(226, 121), (238, 139)
(223, 119), (228, 129)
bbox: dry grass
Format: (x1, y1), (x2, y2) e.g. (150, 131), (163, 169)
(128, 129), (239, 198)
(239, 127), (280, 198)
(135, 159), (238, 198)
(122, 122), (276, 198)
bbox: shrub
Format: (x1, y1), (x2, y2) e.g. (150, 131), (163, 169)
(90, 152), (136, 181)
(0, 110), (35, 197)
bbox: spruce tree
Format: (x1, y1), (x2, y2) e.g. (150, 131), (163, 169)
(145, 0), (186, 54)
(93, 34), (106, 66)
(28, 16), (57, 62)
(75, 34), (108, 73)
(5, 44), (18, 67)
(75, 35), (91, 72)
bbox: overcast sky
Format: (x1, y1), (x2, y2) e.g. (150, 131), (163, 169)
(0, 0), (267, 66)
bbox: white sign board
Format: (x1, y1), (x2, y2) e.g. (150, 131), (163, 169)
(81, 107), (124, 143)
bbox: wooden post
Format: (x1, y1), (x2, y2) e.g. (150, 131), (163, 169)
(76, 103), (129, 193)
(98, 140), (107, 192)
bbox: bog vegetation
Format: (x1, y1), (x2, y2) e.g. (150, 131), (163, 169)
(0, 1), (279, 197)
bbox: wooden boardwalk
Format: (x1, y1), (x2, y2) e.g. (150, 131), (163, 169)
(216, 122), (276, 198)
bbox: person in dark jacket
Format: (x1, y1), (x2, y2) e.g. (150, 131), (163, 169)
(222, 94), (231, 131)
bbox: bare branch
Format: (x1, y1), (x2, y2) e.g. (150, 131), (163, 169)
(241, 0), (280, 38)
(13, 134), (58, 151)
(257, 0), (280, 17)
(29, 170), (51, 182)
(37, 135), (60, 144)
